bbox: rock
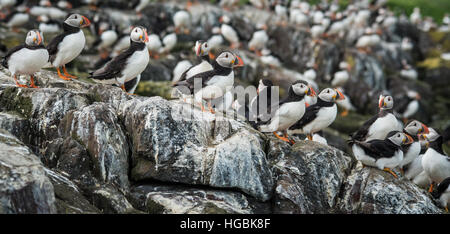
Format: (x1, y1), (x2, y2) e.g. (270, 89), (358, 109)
(84, 184), (143, 214)
(268, 139), (353, 214)
(267, 26), (312, 71)
(128, 185), (271, 214)
(336, 163), (442, 214)
(59, 103), (130, 191)
(44, 168), (100, 214)
(121, 97), (274, 201)
(0, 130), (56, 214)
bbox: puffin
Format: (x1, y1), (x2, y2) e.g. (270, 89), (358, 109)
(146, 33), (162, 59)
(160, 32), (177, 54)
(405, 128), (435, 187)
(248, 24), (268, 56)
(248, 79), (274, 124)
(350, 95), (402, 142)
(1, 29), (48, 88)
(172, 51), (244, 113)
(432, 177), (450, 212)
(335, 87), (356, 117)
(219, 15), (240, 49)
(173, 10), (190, 34)
(89, 26), (149, 93)
(172, 60), (193, 83)
(37, 15), (62, 34)
(258, 80), (316, 144)
(349, 130), (414, 178)
(46, 13), (91, 80)
(331, 61), (351, 87)
(422, 129), (450, 193)
(1, 8), (29, 31)
(288, 88), (343, 140)
(400, 120), (430, 172)
(396, 90), (421, 122)
(176, 40), (213, 85)
(400, 62), (418, 80)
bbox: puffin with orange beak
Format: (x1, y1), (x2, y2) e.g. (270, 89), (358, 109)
(349, 131), (414, 178)
(47, 13), (91, 80)
(1, 29), (48, 88)
(350, 95), (403, 142)
(89, 26), (149, 94)
(289, 88), (342, 141)
(258, 80), (316, 144)
(400, 120), (430, 173)
(173, 51), (244, 113)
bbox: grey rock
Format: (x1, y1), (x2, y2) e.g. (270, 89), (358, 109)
(0, 130), (56, 214)
(336, 163), (442, 214)
(59, 103), (130, 191)
(121, 97), (274, 201)
(268, 139), (353, 213)
(44, 168), (100, 214)
(128, 185), (271, 214)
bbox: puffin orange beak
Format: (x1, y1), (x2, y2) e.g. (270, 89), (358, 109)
(234, 55), (244, 67)
(37, 31), (42, 45)
(421, 124), (430, 134)
(144, 30), (149, 42)
(308, 85), (316, 97)
(81, 16), (91, 27)
(305, 102), (310, 107)
(335, 89), (345, 100)
(405, 134), (414, 144)
(378, 96), (385, 108)
(196, 43), (202, 56)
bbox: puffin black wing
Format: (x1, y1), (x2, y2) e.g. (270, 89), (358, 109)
(1, 44), (26, 68)
(356, 139), (399, 160)
(289, 103), (321, 130)
(46, 33), (66, 62)
(176, 64), (196, 84)
(433, 177), (450, 199)
(350, 113), (379, 141)
(89, 41), (144, 80)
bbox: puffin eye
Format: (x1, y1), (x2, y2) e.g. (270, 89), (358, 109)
(225, 54), (228, 58)
(74, 15), (77, 19)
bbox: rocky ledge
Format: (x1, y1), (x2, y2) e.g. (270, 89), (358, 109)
(0, 68), (443, 214)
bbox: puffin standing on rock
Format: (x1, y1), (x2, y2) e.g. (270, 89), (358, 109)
(173, 51), (244, 113)
(1, 29), (48, 88)
(400, 120), (429, 172)
(350, 95), (402, 142)
(258, 80), (316, 144)
(288, 88), (343, 140)
(421, 129), (450, 193)
(432, 177), (450, 212)
(177, 40), (213, 84)
(89, 26), (150, 93)
(349, 131), (414, 178)
(46, 13), (91, 80)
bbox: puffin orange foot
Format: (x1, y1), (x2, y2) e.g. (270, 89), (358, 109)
(273, 132), (291, 143)
(63, 66), (77, 79)
(383, 168), (398, 178)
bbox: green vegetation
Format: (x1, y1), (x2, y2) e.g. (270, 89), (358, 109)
(386, 0), (450, 23)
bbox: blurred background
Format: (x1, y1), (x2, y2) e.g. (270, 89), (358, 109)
(0, 0), (449, 153)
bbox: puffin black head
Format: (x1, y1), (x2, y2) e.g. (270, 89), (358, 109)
(195, 40), (209, 57)
(386, 131), (414, 146)
(25, 30), (44, 46)
(130, 26), (149, 43)
(378, 95), (393, 110)
(405, 120), (430, 136)
(65, 14), (91, 28)
(291, 80), (315, 97)
(318, 88), (344, 102)
(216, 51), (244, 68)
